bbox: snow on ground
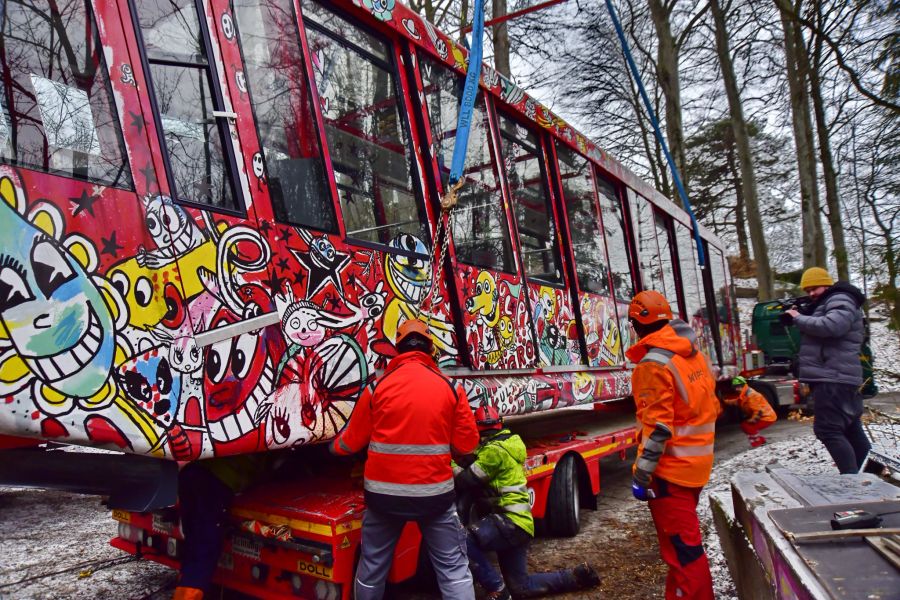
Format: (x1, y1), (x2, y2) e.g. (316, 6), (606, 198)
(869, 303), (900, 393)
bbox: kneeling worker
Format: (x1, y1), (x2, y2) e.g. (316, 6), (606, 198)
(724, 376), (777, 447)
(455, 405), (601, 599)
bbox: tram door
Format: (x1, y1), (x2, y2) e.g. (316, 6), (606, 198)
(418, 58), (539, 371)
(494, 112), (582, 369)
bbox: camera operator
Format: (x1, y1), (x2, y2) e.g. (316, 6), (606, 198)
(782, 267), (870, 474)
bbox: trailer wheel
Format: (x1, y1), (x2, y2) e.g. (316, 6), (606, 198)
(545, 454), (580, 537)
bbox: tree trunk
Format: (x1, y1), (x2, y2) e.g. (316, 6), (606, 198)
(492, 0), (510, 77)
(710, 0), (774, 300)
(777, 0), (827, 269)
(647, 0), (689, 202)
(723, 127), (750, 261)
(803, 0), (849, 280)
(458, 0), (469, 43)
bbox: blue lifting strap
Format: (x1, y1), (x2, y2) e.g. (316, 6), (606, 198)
(604, 0), (706, 267)
(448, 0), (486, 186)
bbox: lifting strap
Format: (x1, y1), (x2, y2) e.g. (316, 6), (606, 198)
(603, 0), (706, 268)
(419, 0), (486, 323)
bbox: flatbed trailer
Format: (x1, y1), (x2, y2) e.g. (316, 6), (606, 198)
(110, 405), (637, 600)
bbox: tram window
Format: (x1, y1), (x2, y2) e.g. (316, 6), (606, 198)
(497, 114), (562, 286)
(0, 0), (132, 189)
(302, 1), (427, 249)
(674, 222), (704, 323)
(556, 144), (610, 296)
(595, 175), (633, 302)
(134, 0), (238, 210)
(654, 212), (681, 316)
(710, 245), (737, 362)
(631, 194), (665, 294)
(420, 58), (514, 272)
(233, 0), (335, 232)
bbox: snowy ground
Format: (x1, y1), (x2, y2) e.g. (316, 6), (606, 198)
(0, 411), (896, 599)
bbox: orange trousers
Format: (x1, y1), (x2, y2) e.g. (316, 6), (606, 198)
(648, 479), (714, 600)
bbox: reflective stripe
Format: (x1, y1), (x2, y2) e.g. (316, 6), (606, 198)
(636, 456), (658, 473)
(470, 463), (489, 481)
(501, 503), (531, 514)
(665, 444), (714, 457)
(452, 465), (463, 477)
(675, 423), (716, 436)
(364, 478), (455, 496)
(642, 349), (675, 365)
(666, 362), (690, 405)
(643, 436), (666, 454)
(498, 484), (527, 494)
(337, 437), (353, 454)
(368, 442), (450, 455)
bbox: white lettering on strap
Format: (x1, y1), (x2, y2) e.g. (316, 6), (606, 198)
(369, 442), (450, 455)
(665, 444), (714, 457)
(364, 478), (455, 496)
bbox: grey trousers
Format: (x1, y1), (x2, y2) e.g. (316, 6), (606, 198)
(355, 504), (475, 600)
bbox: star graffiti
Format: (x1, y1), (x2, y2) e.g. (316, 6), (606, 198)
(290, 237), (350, 299)
(100, 231), (124, 257)
(277, 257), (290, 273)
(69, 190), (101, 217)
(263, 271), (284, 294)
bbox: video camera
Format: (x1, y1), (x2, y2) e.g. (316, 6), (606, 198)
(777, 295), (813, 325)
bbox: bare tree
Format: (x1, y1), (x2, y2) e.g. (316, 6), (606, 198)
(492, 0), (510, 76)
(709, 0), (774, 300)
(776, 0), (827, 269)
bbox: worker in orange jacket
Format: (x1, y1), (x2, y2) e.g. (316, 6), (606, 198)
(626, 291), (718, 600)
(330, 319), (479, 600)
(723, 376), (777, 447)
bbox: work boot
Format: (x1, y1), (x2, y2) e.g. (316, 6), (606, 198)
(485, 585), (512, 600)
(750, 435), (767, 448)
(172, 587), (203, 600)
(573, 562), (601, 588)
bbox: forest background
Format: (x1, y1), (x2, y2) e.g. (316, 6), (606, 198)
(406, 0), (899, 342)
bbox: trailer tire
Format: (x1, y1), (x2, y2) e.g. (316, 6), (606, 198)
(545, 453), (580, 537)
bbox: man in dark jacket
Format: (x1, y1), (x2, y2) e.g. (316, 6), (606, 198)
(785, 267), (871, 473)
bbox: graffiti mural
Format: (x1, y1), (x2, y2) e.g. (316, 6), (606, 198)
(0, 0), (739, 462)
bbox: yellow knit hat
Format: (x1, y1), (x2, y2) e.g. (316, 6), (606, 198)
(800, 267), (834, 290)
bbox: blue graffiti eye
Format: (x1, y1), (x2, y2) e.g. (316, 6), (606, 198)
(31, 241), (74, 298)
(0, 266), (34, 312)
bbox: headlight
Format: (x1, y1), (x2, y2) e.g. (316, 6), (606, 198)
(315, 580), (339, 600)
(117, 522), (141, 543)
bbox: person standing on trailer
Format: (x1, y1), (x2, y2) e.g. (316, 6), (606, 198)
(626, 291), (718, 600)
(455, 405), (601, 600)
(330, 319), (479, 600)
(722, 376), (777, 447)
(783, 267), (870, 474)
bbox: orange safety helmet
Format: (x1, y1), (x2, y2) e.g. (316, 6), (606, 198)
(474, 405), (502, 432)
(396, 318), (431, 345)
(628, 290), (673, 325)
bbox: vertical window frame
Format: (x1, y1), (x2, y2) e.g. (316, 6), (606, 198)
(128, 0), (245, 215)
(299, 1), (430, 255)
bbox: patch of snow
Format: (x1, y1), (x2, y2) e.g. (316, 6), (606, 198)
(868, 303), (900, 393)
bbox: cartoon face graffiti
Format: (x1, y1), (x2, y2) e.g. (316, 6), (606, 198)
(537, 286), (557, 321)
(116, 349), (181, 424)
(0, 194), (115, 399)
(203, 308), (285, 447)
(384, 234), (430, 303)
(466, 271), (500, 327)
(496, 315), (514, 350)
(599, 317), (621, 365)
(282, 301), (326, 347)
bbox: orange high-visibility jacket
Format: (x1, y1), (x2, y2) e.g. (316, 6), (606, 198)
(330, 351), (479, 498)
(626, 320), (719, 488)
(737, 385), (777, 425)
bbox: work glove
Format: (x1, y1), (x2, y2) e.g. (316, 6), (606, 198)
(631, 469), (655, 501)
(778, 311), (794, 326)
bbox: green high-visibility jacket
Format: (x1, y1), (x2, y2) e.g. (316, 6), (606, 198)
(456, 429), (534, 536)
